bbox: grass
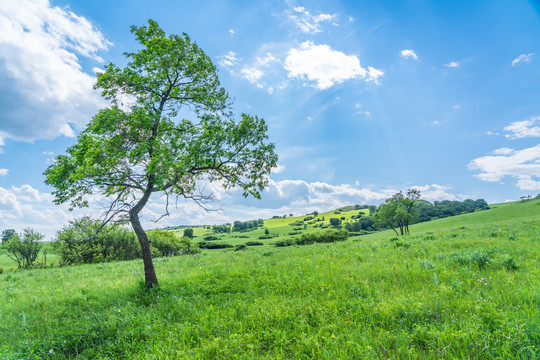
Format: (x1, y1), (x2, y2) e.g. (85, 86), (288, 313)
(0, 199), (538, 359)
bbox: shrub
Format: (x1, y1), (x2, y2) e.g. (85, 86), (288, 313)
(288, 231), (301, 236)
(0, 266), (3, 274)
(329, 218), (342, 227)
(197, 242), (233, 249)
(294, 229), (348, 245)
(234, 244), (247, 251)
(183, 228), (194, 238)
(264, 228), (270, 235)
(245, 241), (264, 246)
(204, 235), (219, 241)
(55, 217), (140, 265)
(258, 235), (273, 240)
(274, 239), (294, 247)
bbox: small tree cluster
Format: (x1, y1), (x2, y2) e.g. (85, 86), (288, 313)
(374, 189), (421, 236)
(232, 219), (264, 232)
(5, 228), (43, 268)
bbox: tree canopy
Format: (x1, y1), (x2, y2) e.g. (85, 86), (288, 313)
(374, 189), (421, 236)
(44, 20), (278, 287)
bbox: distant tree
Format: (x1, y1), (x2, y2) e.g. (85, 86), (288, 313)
(183, 228), (194, 238)
(1, 229), (16, 245)
(329, 218), (342, 227)
(374, 189), (421, 235)
(44, 20), (277, 288)
(264, 228), (270, 235)
(5, 228), (43, 268)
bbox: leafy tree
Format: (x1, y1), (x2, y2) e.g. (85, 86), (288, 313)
(374, 189), (421, 235)
(183, 228), (194, 238)
(44, 20), (277, 288)
(1, 229), (16, 245)
(329, 218), (342, 227)
(5, 229), (43, 268)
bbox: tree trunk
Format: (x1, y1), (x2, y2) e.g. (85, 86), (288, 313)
(130, 211), (159, 288)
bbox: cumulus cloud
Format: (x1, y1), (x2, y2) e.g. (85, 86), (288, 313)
(444, 61), (459, 68)
(0, 0), (110, 142)
(284, 41), (383, 89)
(288, 5), (338, 34)
(272, 164), (286, 174)
(511, 53), (533, 66)
(469, 144), (540, 190)
(504, 116), (540, 139)
(400, 49), (418, 60)
(0, 168), (8, 176)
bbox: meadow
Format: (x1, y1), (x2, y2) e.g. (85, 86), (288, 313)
(0, 199), (538, 359)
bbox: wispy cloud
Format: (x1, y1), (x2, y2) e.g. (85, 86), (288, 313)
(444, 61), (460, 68)
(240, 53), (280, 88)
(400, 49), (418, 60)
(0, 169), (8, 176)
(287, 5), (338, 34)
(504, 116), (540, 139)
(511, 53), (533, 66)
(284, 41), (383, 89)
(218, 51), (241, 68)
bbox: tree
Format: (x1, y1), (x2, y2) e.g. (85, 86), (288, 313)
(374, 189), (421, 236)
(5, 228), (43, 268)
(329, 218), (342, 227)
(183, 228), (194, 238)
(1, 229), (16, 245)
(44, 20), (277, 288)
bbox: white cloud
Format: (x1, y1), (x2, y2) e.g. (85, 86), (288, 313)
(504, 116), (540, 139)
(0, 169), (8, 176)
(0, 0), (110, 142)
(229, 29), (235, 36)
(272, 164), (286, 174)
(240, 53), (280, 88)
(410, 184), (465, 202)
(512, 53), (534, 66)
(218, 51), (241, 68)
(444, 61), (459, 68)
(400, 49), (418, 60)
(469, 144), (540, 190)
(288, 5), (337, 34)
(284, 41), (383, 89)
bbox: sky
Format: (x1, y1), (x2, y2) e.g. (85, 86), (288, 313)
(1, 0), (540, 238)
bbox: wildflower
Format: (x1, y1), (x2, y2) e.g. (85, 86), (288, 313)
(371, 254), (374, 256)
(49, 349), (54, 355)
(118, 309), (121, 313)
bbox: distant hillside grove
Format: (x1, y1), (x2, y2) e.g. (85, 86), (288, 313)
(0, 197), (495, 269)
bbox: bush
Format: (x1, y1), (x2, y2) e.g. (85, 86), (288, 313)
(329, 218), (342, 227)
(294, 229), (348, 245)
(148, 230), (199, 257)
(183, 228), (194, 238)
(245, 241), (264, 246)
(197, 241), (233, 249)
(274, 239), (294, 247)
(499, 255), (518, 271)
(0, 266), (3, 274)
(234, 244), (247, 251)
(258, 235), (273, 239)
(204, 235), (219, 241)
(54, 217), (140, 265)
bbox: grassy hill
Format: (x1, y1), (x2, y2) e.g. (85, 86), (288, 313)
(0, 199), (538, 359)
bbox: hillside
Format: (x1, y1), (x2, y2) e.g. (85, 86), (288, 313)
(0, 199), (538, 358)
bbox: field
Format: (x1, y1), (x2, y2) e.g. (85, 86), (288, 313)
(0, 199), (538, 359)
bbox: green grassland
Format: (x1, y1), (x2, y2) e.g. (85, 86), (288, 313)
(0, 200), (538, 359)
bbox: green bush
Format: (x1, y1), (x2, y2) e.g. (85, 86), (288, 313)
(245, 241), (264, 246)
(54, 217), (140, 265)
(197, 242), (233, 249)
(183, 228), (194, 238)
(0, 266), (3, 274)
(499, 254), (519, 271)
(274, 239), (294, 247)
(204, 235), (219, 241)
(293, 229), (349, 246)
(258, 235), (273, 239)
(148, 229), (199, 257)
(234, 244), (247, 251)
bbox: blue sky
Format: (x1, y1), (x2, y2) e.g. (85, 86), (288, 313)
(1, 0), (539, 238)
